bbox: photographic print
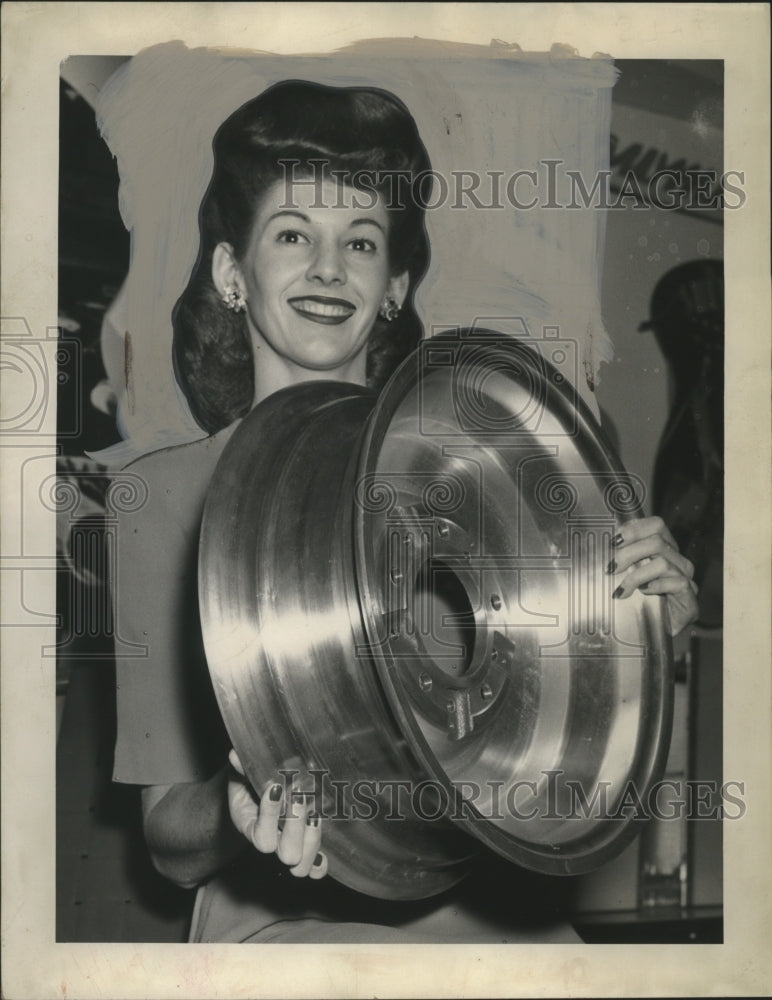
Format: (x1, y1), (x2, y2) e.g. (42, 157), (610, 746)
(2, 4), (770, 998)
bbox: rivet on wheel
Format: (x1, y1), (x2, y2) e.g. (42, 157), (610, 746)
(418, 672), (433, 692)
(490, 594), (502, 610)
(480, 683), (493, 700)
(437, 523), (449, 538)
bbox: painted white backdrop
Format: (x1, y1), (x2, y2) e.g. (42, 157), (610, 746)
(72, 39), (618, 466)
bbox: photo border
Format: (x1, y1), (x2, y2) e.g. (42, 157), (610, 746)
(2, 3), (770, 997)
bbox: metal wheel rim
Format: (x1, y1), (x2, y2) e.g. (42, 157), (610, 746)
(200, 331), (673, 897)
(354, 331), (673, 875)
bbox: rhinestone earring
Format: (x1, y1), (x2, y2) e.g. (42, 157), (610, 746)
(379, 297), (401, 322)
(222, 284), (247, 313)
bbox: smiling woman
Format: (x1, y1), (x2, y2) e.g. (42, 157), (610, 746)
(172, 80), (430, 433)
(211, 178), (409, 395)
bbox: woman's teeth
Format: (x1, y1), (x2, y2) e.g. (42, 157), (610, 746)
(292, 298), (354, 318)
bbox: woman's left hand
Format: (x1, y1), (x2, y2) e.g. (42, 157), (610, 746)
(608, 516), (699, 636)
(227, 750), (328, 880)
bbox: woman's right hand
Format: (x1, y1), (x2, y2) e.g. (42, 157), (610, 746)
(227, 749), (328, 879)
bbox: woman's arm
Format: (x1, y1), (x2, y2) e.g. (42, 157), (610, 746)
(141, 768), (244, 890)
(142, 757), (328, 890)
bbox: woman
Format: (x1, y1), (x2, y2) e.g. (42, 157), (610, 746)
(113, 80), (698, 943)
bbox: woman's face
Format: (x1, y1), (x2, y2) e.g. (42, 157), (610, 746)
(225, 178), (408, 386)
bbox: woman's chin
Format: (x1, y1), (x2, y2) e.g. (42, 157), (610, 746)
(284, 343), (368, 379)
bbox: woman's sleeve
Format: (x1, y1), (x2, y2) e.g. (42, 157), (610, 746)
(111, 443), (230, 786)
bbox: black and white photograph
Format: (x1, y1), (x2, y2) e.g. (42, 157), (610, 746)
(2, 4), (770, 997)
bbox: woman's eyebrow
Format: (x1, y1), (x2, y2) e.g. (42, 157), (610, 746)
(349, 218), (386, 235)
(263, 210), (385, 235)
(264, 209), (311, 225)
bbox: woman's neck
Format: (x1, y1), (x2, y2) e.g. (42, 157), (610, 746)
(250, 341), (369, 407)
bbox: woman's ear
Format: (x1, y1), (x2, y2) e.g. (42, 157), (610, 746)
(211, 242), (245, 299)
(387, 270), (410, 310)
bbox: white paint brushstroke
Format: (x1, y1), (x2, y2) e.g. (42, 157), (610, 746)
(91, 40), (617, 467)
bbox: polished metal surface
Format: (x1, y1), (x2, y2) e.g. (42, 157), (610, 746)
(199, 331), (673, 898)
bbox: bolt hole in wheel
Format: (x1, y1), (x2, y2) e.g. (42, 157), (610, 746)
(200, 329), (673, 897)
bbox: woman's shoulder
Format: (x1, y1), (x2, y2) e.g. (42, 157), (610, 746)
(123, 423), (239, 488)
(117, 423), (240, 528)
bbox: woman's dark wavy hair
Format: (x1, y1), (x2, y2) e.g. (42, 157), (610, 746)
(172, 80), (432, 433)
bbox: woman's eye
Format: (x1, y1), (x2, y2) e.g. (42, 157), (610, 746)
(276, 230), (309, 245)
(348, 237), (377, 253)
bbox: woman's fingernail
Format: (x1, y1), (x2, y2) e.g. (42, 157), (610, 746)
(612, 585), (624, 599)
(313, 853), (324, 867)
(611, 533), (624, 547)
(606, 560), (616, 575)
(269, 784), (282, 801)
(307, 812), (320, 827)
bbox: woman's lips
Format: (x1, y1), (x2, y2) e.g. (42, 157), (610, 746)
(288, 296), (356, 325)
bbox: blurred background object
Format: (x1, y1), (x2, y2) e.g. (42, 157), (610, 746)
(643, 259), (724, 629)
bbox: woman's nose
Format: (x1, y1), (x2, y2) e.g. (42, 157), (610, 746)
(307, 241), (345, 285)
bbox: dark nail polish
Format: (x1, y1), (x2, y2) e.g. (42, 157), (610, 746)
(313, 853), (323, 867)
(611, 533), (624, 547)
(606, 560), (616, 575)
(307, 812), (320, 827)
(269, 784), (282, 801)
(613, 585), (624, 599)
